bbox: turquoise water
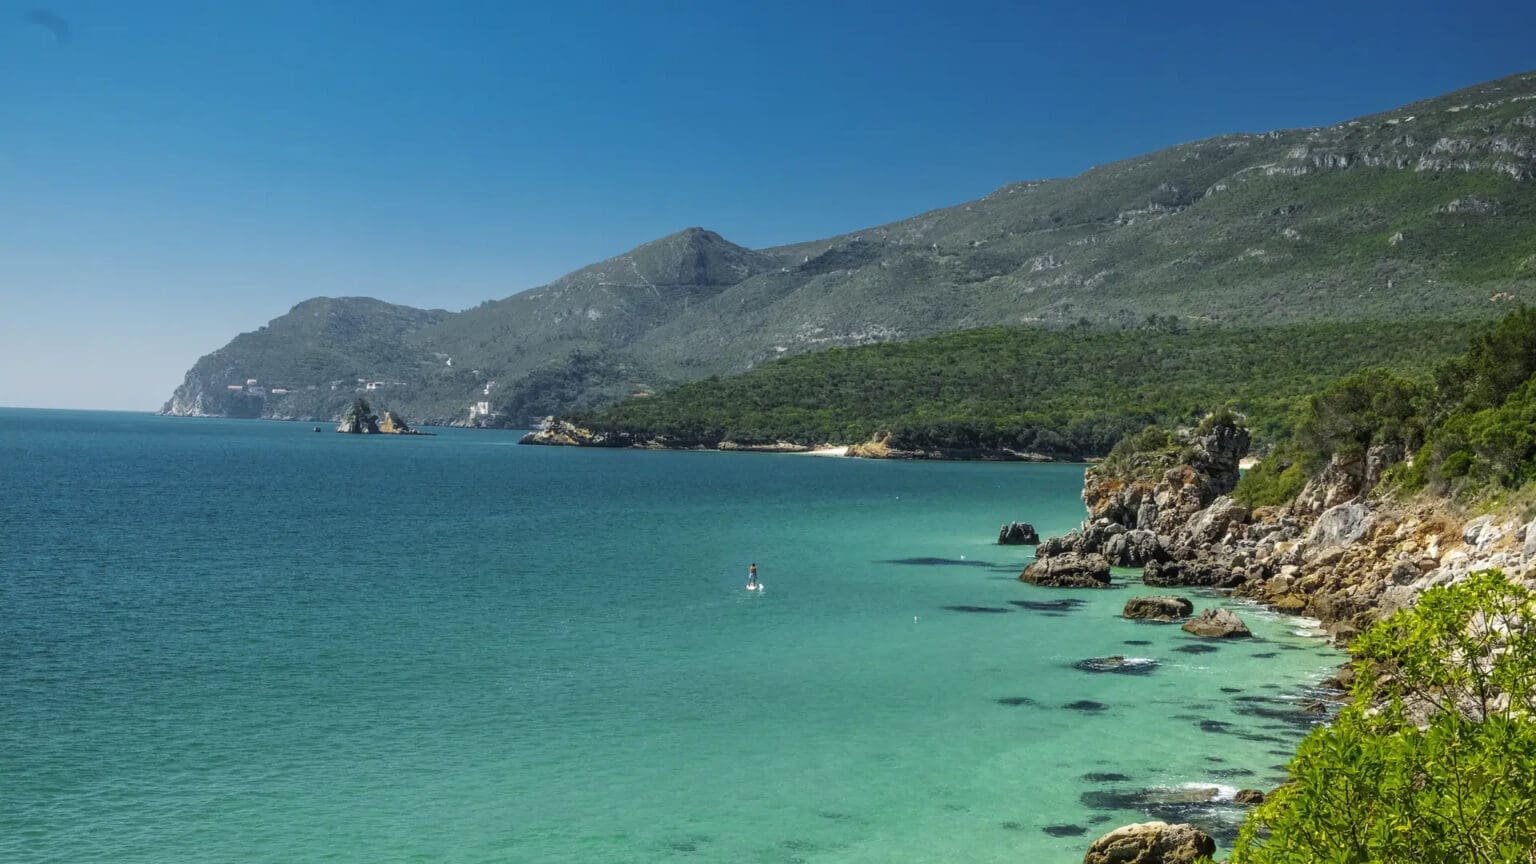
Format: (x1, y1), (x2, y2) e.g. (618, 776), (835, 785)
(0, 410), (1338, 863)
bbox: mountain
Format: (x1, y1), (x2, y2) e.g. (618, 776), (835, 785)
(164, 71), (1536, 425)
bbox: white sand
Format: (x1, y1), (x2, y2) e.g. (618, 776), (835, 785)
(798, 445), (849, 457)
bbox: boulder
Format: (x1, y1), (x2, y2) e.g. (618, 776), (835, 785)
(1104, 529), (1167, 566)
(1181, 607), (1253, 639)
(1123, 595), (1194, 622)
(1179, 496), (1249, 546)
(1234, 788), (1265, 805)
(998, 521), (1041, 545)
(1303, 502), (1373, 551)
(1020, 553), (1112, 589)
(1082, 821), (1216, 864)
(1143, 559), (1241, 588)
(1038, 532), (1082, 557)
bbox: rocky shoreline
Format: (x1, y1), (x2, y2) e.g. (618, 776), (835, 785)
(518, 417), (1060, 461)
(1005, 414), (1536, 861)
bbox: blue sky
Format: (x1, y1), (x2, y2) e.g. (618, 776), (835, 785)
(2, 0), (1534, 410)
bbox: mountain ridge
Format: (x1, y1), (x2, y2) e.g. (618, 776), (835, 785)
(164, 70), (1536, 425)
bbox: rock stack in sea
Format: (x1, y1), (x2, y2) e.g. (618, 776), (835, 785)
(336, 398), (380, 434)
(998, 521), (1040, 545)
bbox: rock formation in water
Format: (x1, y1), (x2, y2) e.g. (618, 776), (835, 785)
(1122, 595), (1194, 622)
(1180, 607), (1253, 639)
(1082, 821), (1215, 864)
(336, 398), (380, 434)
(998, 522), (1041, 545)
(1019, 552), (1112, 588)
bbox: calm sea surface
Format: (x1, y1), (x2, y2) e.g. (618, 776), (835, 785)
(0, 410), (1338, 863)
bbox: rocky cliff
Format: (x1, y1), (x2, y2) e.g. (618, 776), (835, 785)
(1030, 416), (1536, 643)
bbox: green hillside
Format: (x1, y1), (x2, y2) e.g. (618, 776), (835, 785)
(163, 71), (1536, 426)
(571, 319), (1483, 459)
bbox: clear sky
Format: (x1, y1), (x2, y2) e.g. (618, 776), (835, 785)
(2, 0), (1534, 410)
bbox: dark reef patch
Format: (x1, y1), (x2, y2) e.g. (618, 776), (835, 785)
(996, 696), (1036, 707)
(1122, 639), (1153, 646)
(1065, 700), (1109, 712)
(1082, 772), (1131, 782)
(1251, 651), (1279, 658)
(1175, 644), (1221, 654)
(1211, 767), (1256, 778)
(1220, 687), (1243, 693)
(1009, 598), (1086, 613)
(1043, 824), (1087, 837)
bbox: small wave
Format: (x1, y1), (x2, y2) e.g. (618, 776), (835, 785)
(1173, 782), (1240, 802)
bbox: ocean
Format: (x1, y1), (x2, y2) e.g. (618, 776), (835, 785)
(0, 410), (1338, 863)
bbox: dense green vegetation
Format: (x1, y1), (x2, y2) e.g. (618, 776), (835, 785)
(1233, 571), (1536, 863)
(1234, 308), (1536, 505)
(573, 320), (1480, 458)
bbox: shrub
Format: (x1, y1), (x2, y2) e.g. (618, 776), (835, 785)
(1233, 571), (1536, 864)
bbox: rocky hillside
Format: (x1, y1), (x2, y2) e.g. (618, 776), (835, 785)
(164, 71), (1536, 425)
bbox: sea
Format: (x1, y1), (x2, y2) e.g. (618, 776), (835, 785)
(0, 409), (1340, 863)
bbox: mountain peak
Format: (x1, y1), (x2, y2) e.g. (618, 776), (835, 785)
(557, 226), (775, 290)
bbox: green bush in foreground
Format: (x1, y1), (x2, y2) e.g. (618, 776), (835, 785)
(1233, 571), (1536, 863)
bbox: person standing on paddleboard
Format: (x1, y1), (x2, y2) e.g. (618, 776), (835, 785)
(747, 563), (758, 589)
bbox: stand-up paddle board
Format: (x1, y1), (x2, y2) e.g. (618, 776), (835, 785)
(745, 583), (764, 592)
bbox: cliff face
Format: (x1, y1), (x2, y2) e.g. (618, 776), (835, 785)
(1081, 421), (1250, 532)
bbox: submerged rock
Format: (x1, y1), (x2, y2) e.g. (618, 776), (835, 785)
(1234, 788), (1266, 805)
(998, 521), (1041, 545)
(1082, 821), (1216, 864)
(1074, 655), (1159, 675)
(1181, 608), (1253, 639)
(1020, 552), (1112, 588)
(1065, 700), (1109, 712)
(1123, 595), (1194, 622)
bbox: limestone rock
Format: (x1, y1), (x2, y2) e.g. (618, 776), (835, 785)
(336, 398), (380, 434)
(1181, 607), (1252, 638)
(1143, 559), (1240, 588)
(1020, 553), (1112, 588)
(1234, 788), (1266, 805)
(520, 417), (626, 447)
(1123, 595), (1194, 622)
(1082, 821), (1215, 864)
(1104, 529), (1167, 566)
(1178, 495), (1249, 546)
(1304, 502), (1374, 551)
(998, 521), (1041, 545)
